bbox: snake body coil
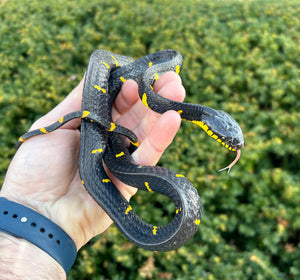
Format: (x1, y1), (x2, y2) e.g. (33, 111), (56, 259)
(18, 50), (244, 251)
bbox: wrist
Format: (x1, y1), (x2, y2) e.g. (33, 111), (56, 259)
(0, 190), (79, 245)
(0, 197), (77, 275)
(0, 232), (66, 280)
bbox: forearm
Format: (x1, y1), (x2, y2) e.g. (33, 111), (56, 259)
(0, 232), (66, 280)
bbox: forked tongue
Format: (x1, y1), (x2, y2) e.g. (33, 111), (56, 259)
(218, 149), (241, 174)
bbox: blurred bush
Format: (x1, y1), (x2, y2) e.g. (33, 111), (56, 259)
(0, 0), (299, 279)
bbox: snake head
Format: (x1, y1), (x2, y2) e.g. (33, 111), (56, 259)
(197, 107), (244, 173)
(199, 107), (244, 152)
(211, 110), (244, 150)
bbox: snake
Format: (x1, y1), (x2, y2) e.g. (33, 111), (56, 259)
(17, 49), (244, 251)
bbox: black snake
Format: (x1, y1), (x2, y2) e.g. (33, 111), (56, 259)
(17, 49), (244, 251)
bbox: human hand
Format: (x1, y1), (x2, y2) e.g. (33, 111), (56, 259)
(0, 72), (185, 250)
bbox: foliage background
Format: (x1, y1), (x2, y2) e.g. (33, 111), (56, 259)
(0, 0), (299, 279)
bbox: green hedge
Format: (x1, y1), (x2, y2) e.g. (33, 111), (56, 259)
(1, 0), (300, 279)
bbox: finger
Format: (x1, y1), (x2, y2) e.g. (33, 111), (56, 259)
(116, 73), (185, 139)
(113, 72), (183, 120)
(112, 80), (139, 121)
(153, 71), (183, 93)
(112, 72), (184, 120)
(30, 77), (84, 131)
(133, 110), (181, 166)
(154, 72), (186, 102)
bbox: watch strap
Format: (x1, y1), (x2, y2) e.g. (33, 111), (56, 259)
(0, 197), (77, 274)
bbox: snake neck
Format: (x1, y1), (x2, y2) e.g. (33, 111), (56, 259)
(179, 104), (215, 122)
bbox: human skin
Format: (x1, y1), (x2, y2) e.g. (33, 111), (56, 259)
(0, 72), (185, 279)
